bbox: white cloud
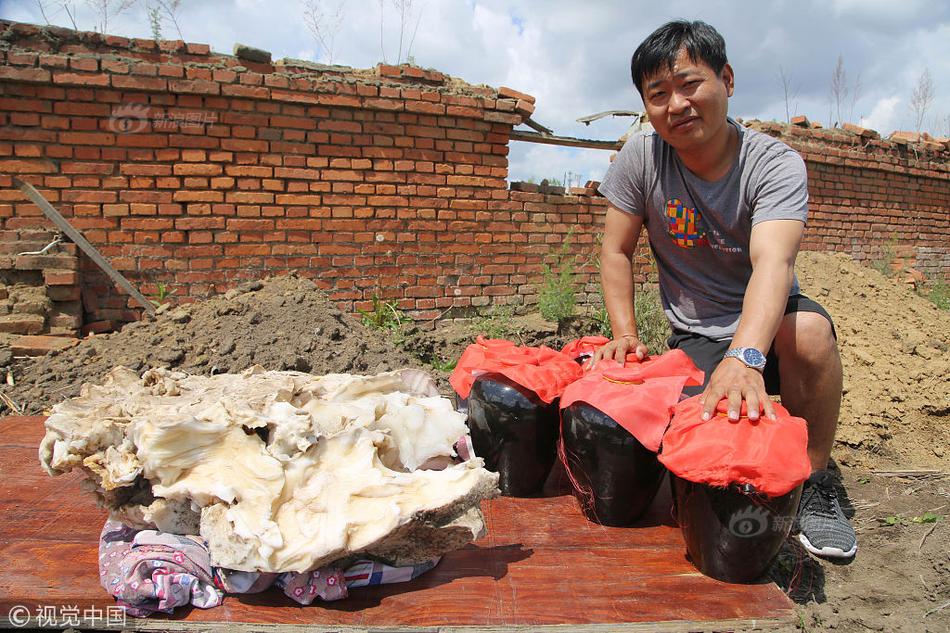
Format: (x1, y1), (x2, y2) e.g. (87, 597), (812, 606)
(860, 96), (901, 135)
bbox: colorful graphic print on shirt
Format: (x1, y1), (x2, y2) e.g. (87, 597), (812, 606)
(666, 198), (708, 248)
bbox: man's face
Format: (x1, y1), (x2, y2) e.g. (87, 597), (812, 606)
(640, 47), (734, 154)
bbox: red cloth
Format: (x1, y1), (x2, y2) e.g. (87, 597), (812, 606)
(560, 336), (610, 360)
(559, 350), (704, 452)
(659, 395), (811, 497)
(449, 336), (583, 403)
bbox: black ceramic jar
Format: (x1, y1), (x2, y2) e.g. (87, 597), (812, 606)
(466, 373), (559, 496)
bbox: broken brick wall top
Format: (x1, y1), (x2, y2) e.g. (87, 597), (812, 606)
(0, 19), (947, 329)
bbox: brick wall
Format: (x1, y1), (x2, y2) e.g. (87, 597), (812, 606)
(0, 20), (947, 330)
(745, 120), (950, 278)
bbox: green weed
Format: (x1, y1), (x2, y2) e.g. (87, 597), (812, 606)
(429, 357), (458, 373)
(868, 237), (897, 277)
(634, 285), (671, 355)
(911, 512), (942, 524)
(474, 304), (519, 339)
(923, 281), (950, 310)
(359, 294), (404, 330)
(881, 514), (906, 527)
(149, 282), (177, 307)
(537, 229), (577, 325)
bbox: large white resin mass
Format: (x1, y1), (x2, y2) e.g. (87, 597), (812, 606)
(40, 366), (499, 572)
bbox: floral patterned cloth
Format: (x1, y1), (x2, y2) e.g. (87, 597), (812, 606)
(98, 519), (223, 617)
(99, 518), (441, 616)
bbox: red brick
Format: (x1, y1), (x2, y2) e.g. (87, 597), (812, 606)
(498, 86), (536, 104)
(52, 71), (109, 86)
(111, 75), (168, 91)
(82, 320), (115, 335)
(0, 66), (51, 82)
(7, 51), (39, 66)
(46, 285), (82, 301)
(101, 59), (130, 74)
(0, 159), (57, 173)
(69, 57), (99, 72)
(10, 334), (78, 356)
(173, 163), (223, 176)
(43, 268), (80, 286)
(14, 254), (79, 271)
(184, 42), (210, 55)
(0, 314), (45, 335)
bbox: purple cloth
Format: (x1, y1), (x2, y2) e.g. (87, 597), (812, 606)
(98, 519), (223, 617)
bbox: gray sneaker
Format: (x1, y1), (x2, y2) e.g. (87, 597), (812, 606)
(797, 469), (857, 559)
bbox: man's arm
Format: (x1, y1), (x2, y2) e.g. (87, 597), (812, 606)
(591, 204), (649, 364)
(700, 218), (805, 421)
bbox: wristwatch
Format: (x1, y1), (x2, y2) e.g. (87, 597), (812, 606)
(724, 347), (767, 371)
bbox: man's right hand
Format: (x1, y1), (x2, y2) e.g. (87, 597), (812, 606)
(588, 335), (648, 369)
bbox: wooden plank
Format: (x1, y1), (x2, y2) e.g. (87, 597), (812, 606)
(13, 178), (156, 315)
(510, 130), (621, 151)
(0, 416), (796, 632)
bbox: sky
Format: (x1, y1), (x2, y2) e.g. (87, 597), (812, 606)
(1, 0), (948, 186)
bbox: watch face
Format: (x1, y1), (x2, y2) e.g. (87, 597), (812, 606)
(742, 348), (766, 367)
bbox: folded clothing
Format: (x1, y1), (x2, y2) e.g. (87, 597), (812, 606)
(99, 519), (223, 617)
(100, 518), (440, 617)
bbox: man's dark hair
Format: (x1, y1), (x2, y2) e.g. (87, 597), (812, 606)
(630, 20), (728, 96)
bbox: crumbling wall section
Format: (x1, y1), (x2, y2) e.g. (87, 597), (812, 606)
(0, 20), (605, 328)
(744, 119), (949, 279)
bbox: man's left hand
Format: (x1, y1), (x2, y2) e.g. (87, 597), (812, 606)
(699, 357), (777, 421)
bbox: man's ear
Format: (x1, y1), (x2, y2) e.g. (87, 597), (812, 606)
(721, 63), (735, 97)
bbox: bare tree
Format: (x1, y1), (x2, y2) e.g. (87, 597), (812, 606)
(378, 0), (386, 62)
(910, 68), (935, 134)
(849, 71), (863, 123)
(35, 1), (81, 29)
(35, 0), (55, 24)
(155, 0), (184, 40)
(303, 0), (347, 65)
(830, 54), (848, 127)
(85, 0), (137, 34)
(778, 66), (799, 123)
(377, 0), (424, 64)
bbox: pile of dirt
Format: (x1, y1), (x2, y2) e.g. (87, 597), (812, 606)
(795, 251), (950, 470)
(2, 252), (948, 472)
(0, 275), (425, 415)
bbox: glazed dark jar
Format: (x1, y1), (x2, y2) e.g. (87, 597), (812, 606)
(671, 476), (803, 583)
(561, 401), (667, 526)
(466, 373), (559, 496)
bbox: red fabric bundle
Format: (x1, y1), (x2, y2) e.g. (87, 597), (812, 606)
(449, 336), (584, 404)
(560, 336), (611, 360)
(659, 396), (811, 497)
(559, 350), (704, 452)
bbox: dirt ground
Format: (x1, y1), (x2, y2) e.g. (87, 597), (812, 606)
(0, 252), (947, 632)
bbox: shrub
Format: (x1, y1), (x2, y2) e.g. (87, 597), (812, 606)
(537, 231), (577, 325)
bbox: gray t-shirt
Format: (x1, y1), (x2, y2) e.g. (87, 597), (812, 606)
(599, 119), (808, 340)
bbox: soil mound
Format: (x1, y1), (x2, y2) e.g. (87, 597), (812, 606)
(1, 275), (424, 414)
(795, 251), (950, 469)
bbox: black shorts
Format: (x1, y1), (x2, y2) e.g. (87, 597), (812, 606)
(667, 294), (836, 397)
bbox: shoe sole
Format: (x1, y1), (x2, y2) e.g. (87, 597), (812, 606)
(798, 533), (857, 559)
